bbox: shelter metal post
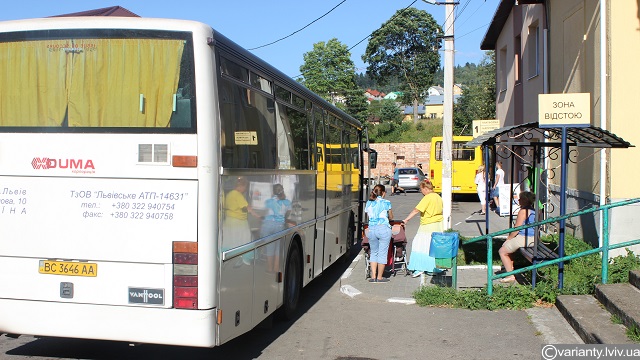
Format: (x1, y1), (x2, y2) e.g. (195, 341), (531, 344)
(509, 145), (516, 226)
(558, 127), (568, 289)
(484, 144), (491, 235)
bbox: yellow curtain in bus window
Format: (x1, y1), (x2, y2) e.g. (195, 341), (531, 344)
(0, 39), (184, 127)
(0, 40), (68, 126)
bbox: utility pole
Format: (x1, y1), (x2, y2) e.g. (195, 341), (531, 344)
(442, 2), (455, 229)
(422, 0), (457, 229)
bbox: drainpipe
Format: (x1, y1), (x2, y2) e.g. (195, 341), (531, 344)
(599, 0), (607, 248)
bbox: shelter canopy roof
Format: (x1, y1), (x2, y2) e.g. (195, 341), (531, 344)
(466, 122), (633, 149)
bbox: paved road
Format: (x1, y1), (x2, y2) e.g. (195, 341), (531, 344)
(0, 190), (582, 359)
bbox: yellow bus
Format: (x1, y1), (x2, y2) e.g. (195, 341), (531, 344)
(316, 142), (360, 194)
(429, 136), (482, 195)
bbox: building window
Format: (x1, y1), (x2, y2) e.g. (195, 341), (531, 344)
(528, 24), (540, 79)
(499, 47), (507, 92)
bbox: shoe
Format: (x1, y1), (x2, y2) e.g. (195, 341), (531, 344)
(411, 271), (423, 278)
(403, 190), (407, 196)
(479, 212), (486, 215)
(376, 278), (390, 283)
(499, 276), (516, 283)
(390, 193), (395, 196)
(368, 278), (377, 283)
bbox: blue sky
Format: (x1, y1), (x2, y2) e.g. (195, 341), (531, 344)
(0, 0), (500, 79)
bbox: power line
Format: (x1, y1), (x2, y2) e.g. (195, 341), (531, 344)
(454, 0), (487, 30)
(292, 0), (419, 79)
(441, 0), (471, 35)
(347, 0), (418, 52)
(247, 0), (348, 51)
(293, 0), (492, 80)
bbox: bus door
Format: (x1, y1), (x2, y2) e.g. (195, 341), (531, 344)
(313, 108), (326, 277)
(324, 119), (345, 269)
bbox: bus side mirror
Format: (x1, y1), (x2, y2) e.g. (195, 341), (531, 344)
(369, 151), (378, 169)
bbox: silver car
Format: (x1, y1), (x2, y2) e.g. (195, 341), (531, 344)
(396, 167), (426, 191)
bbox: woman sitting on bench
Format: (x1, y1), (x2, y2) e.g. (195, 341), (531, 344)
(498, 191), (536, 283)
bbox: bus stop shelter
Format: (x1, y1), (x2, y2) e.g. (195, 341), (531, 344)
(466, 121), (633, 288)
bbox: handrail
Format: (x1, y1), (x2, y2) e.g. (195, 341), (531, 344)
(461, 197), (640, 295)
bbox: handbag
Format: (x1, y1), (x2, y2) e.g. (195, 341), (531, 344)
(429, 232), (460, 259)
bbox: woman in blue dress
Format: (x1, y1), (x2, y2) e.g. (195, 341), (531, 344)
(365, 184), (393, 283)
(260, 184), (292, 271)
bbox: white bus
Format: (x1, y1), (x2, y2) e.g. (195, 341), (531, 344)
(0, 16), (365, 347)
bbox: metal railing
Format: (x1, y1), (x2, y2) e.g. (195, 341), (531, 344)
(464, 198), (640, 295)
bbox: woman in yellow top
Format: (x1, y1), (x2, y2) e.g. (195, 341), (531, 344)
(402, 180), (444, 277)
(222, 177), (259, 251)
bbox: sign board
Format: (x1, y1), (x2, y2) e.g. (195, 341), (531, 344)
(234, 131), (258, 145)
(472, 119), (500, 138)
(538, 93), (590, 127)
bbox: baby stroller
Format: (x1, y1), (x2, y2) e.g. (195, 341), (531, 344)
(362, 220), (408, 279)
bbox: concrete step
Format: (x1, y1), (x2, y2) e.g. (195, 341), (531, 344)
(556, 294), (633, 344)
(629, 270), (640, 290)
(595, 283), (640, 332)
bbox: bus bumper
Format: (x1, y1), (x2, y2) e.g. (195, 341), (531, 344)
(0, 299), (218, 347)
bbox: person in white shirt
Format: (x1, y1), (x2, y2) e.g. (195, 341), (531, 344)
(492, 161), (505, 211)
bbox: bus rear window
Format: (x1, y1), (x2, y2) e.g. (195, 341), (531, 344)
(0, 30), (195, 132)
(435, 141), (476, 161)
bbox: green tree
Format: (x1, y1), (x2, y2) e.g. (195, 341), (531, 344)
(367, 99), (405, 143)
(344, 90), (370, 124)
(298, 38), (360, 106)
(379, 99), (402, 124)
(453, 51), (496, 135)
(362, 7), (441, 124)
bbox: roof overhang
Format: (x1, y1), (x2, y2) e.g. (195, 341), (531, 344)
(480, 0), (546, 50)
(480, 0), (514, 50)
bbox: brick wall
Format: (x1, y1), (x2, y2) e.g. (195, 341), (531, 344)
(364, 142), (431, 178)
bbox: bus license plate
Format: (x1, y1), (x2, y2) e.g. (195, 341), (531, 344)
(39, 260), (98, 277)
(452, 186), (461, 191)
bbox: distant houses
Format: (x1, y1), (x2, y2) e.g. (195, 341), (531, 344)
(402, 94), (462, 121)
(364, 89), (386, 102)
(364, 86), (462, 122)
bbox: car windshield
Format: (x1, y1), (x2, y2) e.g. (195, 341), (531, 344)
(399, 169), (417, 175)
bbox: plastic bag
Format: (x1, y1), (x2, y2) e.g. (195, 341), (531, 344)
(429, 232), (460, 259)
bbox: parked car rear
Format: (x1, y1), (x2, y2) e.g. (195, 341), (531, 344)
(397, 167), (426, 191)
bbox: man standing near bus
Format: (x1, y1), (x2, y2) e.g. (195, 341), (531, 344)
(390, 162), (405, 196)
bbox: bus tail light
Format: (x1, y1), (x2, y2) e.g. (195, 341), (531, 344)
(173, 241), (198, 309)
(172, 155), (197, 167)
(430, 170), (434, 179)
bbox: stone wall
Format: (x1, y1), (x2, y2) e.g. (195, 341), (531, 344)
(364, 142), (431, 179)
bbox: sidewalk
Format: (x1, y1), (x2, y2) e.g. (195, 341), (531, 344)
(338, 197), (583, 344)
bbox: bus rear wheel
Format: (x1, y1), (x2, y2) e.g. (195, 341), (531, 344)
(280, 241), (301, 321)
